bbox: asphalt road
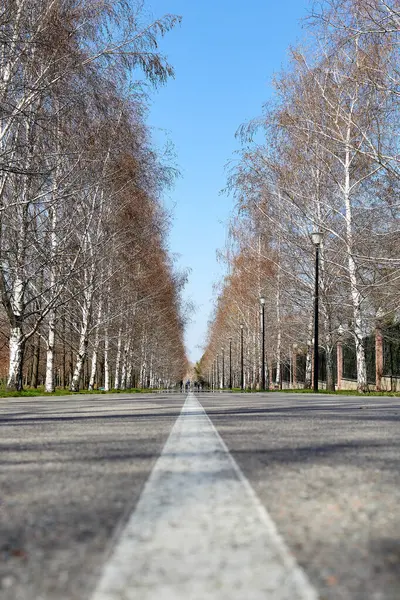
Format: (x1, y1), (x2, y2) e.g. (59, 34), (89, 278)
(0, 392), (399, 600)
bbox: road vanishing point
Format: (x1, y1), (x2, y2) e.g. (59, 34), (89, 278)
(1, 392), (399, 600)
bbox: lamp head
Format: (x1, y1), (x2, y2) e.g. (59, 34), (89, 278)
(260, 296), (265, 305)
(338, 324), (344, 336)
(311, 231), (323, 246)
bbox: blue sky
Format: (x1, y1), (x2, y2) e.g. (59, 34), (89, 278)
(147, 0), (311, 363)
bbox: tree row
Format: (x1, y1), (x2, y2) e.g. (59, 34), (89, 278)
(200, 0), (400, 392)
(0, 0), (187, 391)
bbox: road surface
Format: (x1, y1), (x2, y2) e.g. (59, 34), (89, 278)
(0, 392), (399, 600)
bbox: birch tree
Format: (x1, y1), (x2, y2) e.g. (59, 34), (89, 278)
(0, 0), (186, 390)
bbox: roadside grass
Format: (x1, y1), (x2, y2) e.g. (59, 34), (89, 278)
(0, 386), (160, 398)
(2, 386), (399, 398)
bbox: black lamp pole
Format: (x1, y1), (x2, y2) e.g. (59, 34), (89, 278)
(229, 337), (232, 389)
(240, 324), (244, 390)
(311, 232), (323, 393)
(260, 297), (266, 391)
(221, 347), (225, 389)
(314, 247), (319, 392)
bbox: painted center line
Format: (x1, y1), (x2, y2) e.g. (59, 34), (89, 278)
(91, 394), (318, 600)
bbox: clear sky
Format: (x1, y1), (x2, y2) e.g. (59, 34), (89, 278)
(147, 0), (311, 363)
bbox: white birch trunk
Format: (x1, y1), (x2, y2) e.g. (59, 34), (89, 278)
(88, 301), (102, 390)
(276, 330), (281, 389)
(305, 315), (313, 389)
(149, 354), (154, 388)
(344, 142), (367, 391)
(252, 329), (257, 389)
(70, 146), (110, 393)
(8, 325), (24, 390)
(126, 359), (133, 389)
(140, 333), (147, 388)
(88, 346), (98, 391)
(6, 121), (30, 390)
(114, 328), (122, 389)
(104, 326), (110, 391)
(70, 330), (87, 392)
(103, 278), (111, 391)
(120, 338), (130, 390)
(246, 323), (251, 389)
(45, 201), (58, 393)
(141, 360), (147, 388)
(70, 288), (92, 392)
(7, 272), (24, 390)
(275, 258), (282, 388)
(45, 310), (56, 393)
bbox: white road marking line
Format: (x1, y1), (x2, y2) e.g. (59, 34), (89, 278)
(91, 394), (318, 600)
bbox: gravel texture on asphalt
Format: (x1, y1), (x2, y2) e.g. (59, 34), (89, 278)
(0, 394), (185, 600)
(200, 393), (400, 600)
(1, 392), (399, 600)
(92, 394), (317, 600)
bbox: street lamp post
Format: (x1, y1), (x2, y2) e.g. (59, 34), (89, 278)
(216, 354), (219, 391)
(311, 232), (323, 392)
(337, 324), (344, 391)
(221, 347), (225, 389)
(240, 324), (244, 391)
(229, 337), (232, 389)
(260, 297), (266, 391)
